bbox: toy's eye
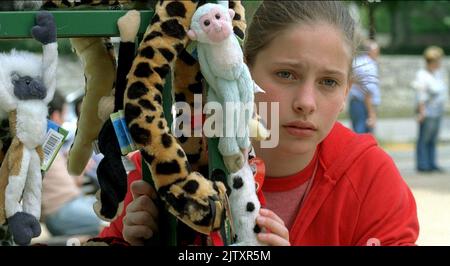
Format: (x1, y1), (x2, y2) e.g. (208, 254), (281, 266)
(204, 20), (210, 26)
(215, 14), (221, 19)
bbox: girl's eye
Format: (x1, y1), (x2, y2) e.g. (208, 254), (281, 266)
(276, 71), (295, 80)
(320, 79), (338, 88)
(215, 14), (221, 19)
(204, 20), (210, 26)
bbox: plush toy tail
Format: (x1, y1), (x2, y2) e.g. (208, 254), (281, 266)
(173, 49), (209, 177)
(67, 37), (116, 176)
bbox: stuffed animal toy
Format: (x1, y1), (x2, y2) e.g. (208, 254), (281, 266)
(27, 0), (119, 177)
(93, 10), (141, 221)
(227, 160), (264, 245)
(0, 11), (58, 246)
(187, 3), (254, 174)
(188, 3), (264, 246)
(122, 0), (249, 236)
(67, 37), (116, 176)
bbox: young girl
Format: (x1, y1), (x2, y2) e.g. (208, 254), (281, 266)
(99, 1), (419, 246)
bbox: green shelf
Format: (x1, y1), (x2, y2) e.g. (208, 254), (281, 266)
(0, 10), (153, 38)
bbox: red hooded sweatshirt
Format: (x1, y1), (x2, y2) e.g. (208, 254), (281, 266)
(278, 122), (419, 245)
(99, 122), (419, 246)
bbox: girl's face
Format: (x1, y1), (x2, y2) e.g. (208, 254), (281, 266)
(251, 23), (352, 156)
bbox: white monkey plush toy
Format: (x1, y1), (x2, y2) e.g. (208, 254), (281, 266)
(0, 11), (57, 246)
(188, 3), (254, 173)
(188, 3), (264, 246)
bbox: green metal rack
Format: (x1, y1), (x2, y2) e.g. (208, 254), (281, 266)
(0, 10), (153, 38)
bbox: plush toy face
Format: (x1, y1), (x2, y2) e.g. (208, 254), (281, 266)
(199, 6), (233, 43)
(188, 4), (235, 44)
(11, 73), (46, 101)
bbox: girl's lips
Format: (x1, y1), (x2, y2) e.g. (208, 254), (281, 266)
(283, 120), (318, 138)
(283, 126), (316, 137)
(284, 120), (318, 130)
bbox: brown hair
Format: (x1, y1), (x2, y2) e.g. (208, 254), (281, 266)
(244, 1), (356, 70)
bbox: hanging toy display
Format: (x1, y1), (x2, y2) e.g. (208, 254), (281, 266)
(0, 11), (58, 246)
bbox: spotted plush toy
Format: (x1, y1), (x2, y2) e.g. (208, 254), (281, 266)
(123, 1), (249, 235)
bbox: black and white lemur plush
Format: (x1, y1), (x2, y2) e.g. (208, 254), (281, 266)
(0, 11), (57, 246)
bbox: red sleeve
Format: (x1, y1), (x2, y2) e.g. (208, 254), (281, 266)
(353, 148), (419, 246)
(98, 152), (142, 239)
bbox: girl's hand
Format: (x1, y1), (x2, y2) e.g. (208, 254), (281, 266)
(256, 208), (290, 246)
(122, 180), (159, 246)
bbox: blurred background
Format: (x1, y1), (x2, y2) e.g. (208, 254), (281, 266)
(0, 0), (449, 246)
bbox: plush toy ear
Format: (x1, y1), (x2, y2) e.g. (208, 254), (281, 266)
(229, 9), (235, 20)
(187, 29), (197, 41)
(10, 72), (20, 83)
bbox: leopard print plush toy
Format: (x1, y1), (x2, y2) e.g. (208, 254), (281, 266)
(26, 1), (217, 230)
(123, 1), (247, 235)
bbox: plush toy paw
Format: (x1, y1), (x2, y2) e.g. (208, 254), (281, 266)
(223, 152), (245, 174)
(118, 10), (141, 42)
(7, 212), (41, 246)
(93, 190), (124, 222)
(31, 11), (57, 45)
(249, 118), (270, 141)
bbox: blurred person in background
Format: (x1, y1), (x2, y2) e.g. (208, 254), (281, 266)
(41, 92), (102, 237)
(348, 39), (381, 134)
(412, 46), (448, 173)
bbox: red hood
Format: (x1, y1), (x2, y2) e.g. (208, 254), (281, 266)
(320, 122), (378, 181)
(289, 122), (380, 242)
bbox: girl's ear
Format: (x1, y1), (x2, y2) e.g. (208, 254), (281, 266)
(341, 78), (351, 112)
(340, 102), (346, 113)
(344, 78), (352, 98)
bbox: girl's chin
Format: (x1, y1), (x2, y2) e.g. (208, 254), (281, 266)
(278, 141), (316, 155)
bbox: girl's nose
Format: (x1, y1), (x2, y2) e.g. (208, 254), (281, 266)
(292, 82), (316, 115)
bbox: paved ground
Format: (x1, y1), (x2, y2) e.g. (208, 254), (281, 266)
(383, 142), (450, 246)
(340, 117), (450, 245)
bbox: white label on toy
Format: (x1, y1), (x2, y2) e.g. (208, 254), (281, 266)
(111, 110), (138, 155)
(121, 156), (136, 174)
(92, 140), (101, 155)
(41, 120), (68, 171)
